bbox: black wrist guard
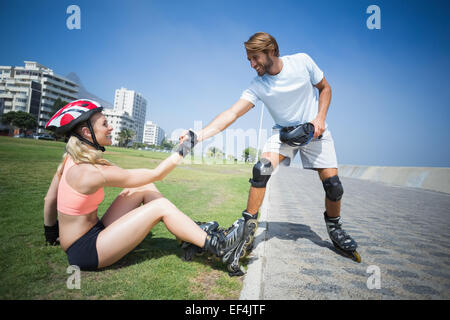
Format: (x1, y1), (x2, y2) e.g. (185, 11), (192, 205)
(44, 221), (59, 246)
(175, 130), (198, 157)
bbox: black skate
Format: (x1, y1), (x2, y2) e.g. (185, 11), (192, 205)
(179, 221), (219, 261)
(206, 217), (257, 276)
(241, 211), (259, 256)
(324, 212), (361, 263)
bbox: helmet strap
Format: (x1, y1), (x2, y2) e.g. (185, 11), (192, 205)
(86, 119), (106, 152)
(70, 120), (105, 152)
(70, 132), (104, 152)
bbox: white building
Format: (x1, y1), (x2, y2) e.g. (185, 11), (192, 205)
(103, 108), (135, 146)
(0, 61), (78, 133)
(143, 121), (165, 146)
(113, 87), (147, 143)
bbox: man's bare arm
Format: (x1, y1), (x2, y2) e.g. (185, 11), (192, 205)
(196, 99), (254, 142)
(311, 77), (332, 138)
(314, 77), (332, 120)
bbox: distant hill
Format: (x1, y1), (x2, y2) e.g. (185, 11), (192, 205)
(65, 72), (113, 109)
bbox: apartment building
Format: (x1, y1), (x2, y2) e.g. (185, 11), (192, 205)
(113, 87), (147, 143)
(103, 108), (135, 146)
(143, 121), (165, 146)
(0, 61), (78, 133)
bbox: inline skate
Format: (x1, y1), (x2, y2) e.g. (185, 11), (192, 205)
(179, 221), (219, 261)
(180, 217), (257, 276)
(241, 210), (259, 256)
(324, 212), (361, 263)
(213, 217), (258, 276)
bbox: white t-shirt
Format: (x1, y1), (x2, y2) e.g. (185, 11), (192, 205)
(240, 53), (324, 128)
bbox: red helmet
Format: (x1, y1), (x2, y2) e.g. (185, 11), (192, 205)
(46, 99), (103, 134)
(46, 99), (105, 152)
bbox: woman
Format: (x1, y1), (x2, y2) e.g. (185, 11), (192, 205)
(42, 99), (245, 272)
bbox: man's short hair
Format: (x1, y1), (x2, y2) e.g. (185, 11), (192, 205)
(244, 32), (279, 57)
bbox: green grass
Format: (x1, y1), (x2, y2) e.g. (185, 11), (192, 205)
(0, 136), (252, 300)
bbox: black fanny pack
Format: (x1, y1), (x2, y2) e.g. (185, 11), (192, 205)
(279, 123), (317, 147)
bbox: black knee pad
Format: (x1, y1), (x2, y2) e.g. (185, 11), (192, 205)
(322, 175), (344, 202)
(249, 158), (273, 188)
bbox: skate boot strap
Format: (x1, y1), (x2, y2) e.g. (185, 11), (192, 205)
(220, 218), (243, 236)
(242, 210), (258, 221)
(325, 220), (343, 229)
(204, 233), (223, 257)
(196, 221), (219, 233)
(331, 229), (357, 250)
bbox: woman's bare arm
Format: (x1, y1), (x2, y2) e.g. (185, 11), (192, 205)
(44, 173), (59, 226)
(97, 152), (184, 189)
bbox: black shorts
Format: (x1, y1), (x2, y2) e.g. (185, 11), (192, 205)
(66, 220), (105, 271)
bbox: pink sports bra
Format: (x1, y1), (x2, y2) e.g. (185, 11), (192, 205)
(57, 156), (105, 215)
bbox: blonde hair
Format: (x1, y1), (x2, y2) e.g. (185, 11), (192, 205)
(56, 125), (112, 179)
(244, 32), (279, 57)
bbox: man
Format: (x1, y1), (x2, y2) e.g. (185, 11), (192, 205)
(181, 32), (360, 265)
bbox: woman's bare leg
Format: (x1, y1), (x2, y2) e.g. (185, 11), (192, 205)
(96, 197), (207, 269)
(101, 183), (164, 227)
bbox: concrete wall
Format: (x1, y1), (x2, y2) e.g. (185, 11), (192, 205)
(338, 165), (450, 194)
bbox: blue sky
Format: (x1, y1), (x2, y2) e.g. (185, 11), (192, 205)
(1, 0), (449, 167)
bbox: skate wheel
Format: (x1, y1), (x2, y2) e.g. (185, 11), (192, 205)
(183, 252), (193, 261)
(227, 265), (244, 277)
(240, 247), (247, 258)
(332, 242), (361, 263)
(244, 234), (254, 246)
(352, 251), (362, 263)
(246, 220), (258, 231)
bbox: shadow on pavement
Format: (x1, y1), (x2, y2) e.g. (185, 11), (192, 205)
(257, 221), (345, 256)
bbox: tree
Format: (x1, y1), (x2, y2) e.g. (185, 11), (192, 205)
(1, 111), (37, 134)
(243, 147), (258, 163)
(52, 98), (68, 116)
(132, 142), (146, 149)
(207, 147), (223, 159)
(160, 138), (175, 150)
(118, 128), (135, 147)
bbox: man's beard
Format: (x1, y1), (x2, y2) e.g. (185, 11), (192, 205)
(256, 54), (273, 76)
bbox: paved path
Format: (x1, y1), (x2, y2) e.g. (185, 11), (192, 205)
(240, 165), (450, 299)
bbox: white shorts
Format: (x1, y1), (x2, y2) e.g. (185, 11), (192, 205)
(262, 128), (338, 169)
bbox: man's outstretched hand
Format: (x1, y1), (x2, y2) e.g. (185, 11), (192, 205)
(176, 129), (198, 157)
